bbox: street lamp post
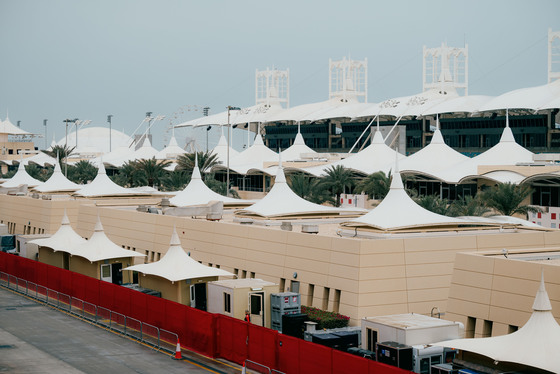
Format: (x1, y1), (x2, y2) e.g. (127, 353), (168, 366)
(226, 106), (240, 196)
(107, 115), (113, 152)
(63, 118), (78, 177)
(43, 119), (47, 149)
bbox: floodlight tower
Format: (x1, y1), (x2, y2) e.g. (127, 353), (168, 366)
(548, 28), (560, 83)
(255, 67), (290, 108)
(329, 57), (368, 102)
(423, 42), (468, 96)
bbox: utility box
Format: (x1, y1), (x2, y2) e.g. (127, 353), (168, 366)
(0, 235), (16, 253)
(270, 292), (301, 332)
(281, 313), (307, 339)
(376, 341), (413, 371)
(207, 278), (279, 328)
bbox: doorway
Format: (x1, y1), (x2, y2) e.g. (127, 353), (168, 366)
(190, 283), (207, 311)
(111, 263), (122, 285)
(249, 292), (264, 326)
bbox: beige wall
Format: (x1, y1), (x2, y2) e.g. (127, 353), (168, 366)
(445, 250), (560, 338)
(139, 275), (217, 305)
(68, 255), (134, 283)
(38, 247), (66, 269)
(2, 195), (560, 327)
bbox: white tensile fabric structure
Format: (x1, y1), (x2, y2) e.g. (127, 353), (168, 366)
(2, 151), (58, 167)
(71, 217), (144, 262)
(123, 228), (234, 282)
(433, 112), (534, 184)
(73, 161), (147, 198)
(432, 273), (560, 373)
(400, 117), (470, 177)
(169, 154), (253, 207)
(420, 95), (494, 116)
(155, 135), (185, 160)
(480, 79), (560, 111)
(29, 211), (86, 251)
(280, 128), (317, 161)
(218, 134), (278, 175)
(0, 116), (31, 135)
(104, 136), (159, 168)
(303, 129), (405, 177)
(210, 127), (239, 164)
(1, 159), (42, 188)
(235, 157), (366, 219)
(33, 161), (81, 193)
(55, 127), (131, 155)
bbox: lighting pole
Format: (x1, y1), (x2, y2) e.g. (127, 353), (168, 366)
(63, 118), (78, 177)
(43, 119), (47, 149)
(107, 115), (113, 152)
(226, 106), (241, 196)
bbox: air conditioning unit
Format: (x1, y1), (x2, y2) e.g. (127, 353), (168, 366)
(301, 225), (318, 234)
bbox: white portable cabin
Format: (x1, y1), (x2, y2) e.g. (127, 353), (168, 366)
(207, 278), (279, 328)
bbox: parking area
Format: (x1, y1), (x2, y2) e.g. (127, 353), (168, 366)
(0, 287), (239, 374)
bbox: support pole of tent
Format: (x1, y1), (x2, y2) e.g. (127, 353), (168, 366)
(348, 115), (378, 154)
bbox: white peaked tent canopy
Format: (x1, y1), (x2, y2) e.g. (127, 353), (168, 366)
(169, 154), (254, 207)
(71, 217), (145, 262)
(123, 228), (234, 282)
(210, 127), (239, 164)
(304, 130), (405, 177)
(106, 136), (159, 167)
(480, 79), (560, 111)
(236, 157), (366, 219)
(280, 128), (317, 161)
(217, 134), (278, 175)
(420, 95), (494, 116)
(73, 161), (147, 197)
(0, 116), (32, 135)
(432, 273), (560, 373)
(433, 112), (534, 184)
(156, 135), (185, 160)
(33, 160), (81, 193)
(340, 161), (500, 233)
(3, 152), (58, 167)
(91, 145), (135, 168)
(29, 211), (86, 251)
(400, 117), (470, 177)
(1, 158), (42, 188)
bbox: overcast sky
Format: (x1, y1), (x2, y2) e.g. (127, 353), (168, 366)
(1, 0), (559, 150)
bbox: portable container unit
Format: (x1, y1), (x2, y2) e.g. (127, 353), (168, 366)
(376, 341), (413, 371)
(207, 278), (279, 328)
(361, 313), (464, 352)
(270, 292), (301, 332)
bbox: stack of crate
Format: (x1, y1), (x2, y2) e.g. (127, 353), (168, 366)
(270, 292), (301, 332)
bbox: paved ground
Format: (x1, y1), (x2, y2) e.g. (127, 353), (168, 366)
(0, 287), (241, 374)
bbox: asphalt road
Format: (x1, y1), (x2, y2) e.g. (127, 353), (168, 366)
(0, 287), (239, 374)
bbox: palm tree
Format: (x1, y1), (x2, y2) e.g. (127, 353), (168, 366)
(205, 174), (240, 198)
(355, 171), (391, 200)
(112, 161), (146, 187)
(25, 163), (49, 182)
(288, 173), (333, 205)
(161, 170), (190, 191)
(447, 195), (490, 217)
(479, 182), (541, 216)
(176, 151), (220, 176)
(414, 194), (449, 215)
(133, 157), (171, 188)
(318, 165), (356, 207)
(67, 160), (97, 184)
(42, 145), (75, 162)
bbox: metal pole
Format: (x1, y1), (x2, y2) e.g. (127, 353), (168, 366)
(107, 115), (113, 152)
(227, 107), (230, 197)
(43, 119), (47, 149)
(64, 119), (68, 177)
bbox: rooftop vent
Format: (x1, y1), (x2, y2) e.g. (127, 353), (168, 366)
(137, 205), (148, 213)
(281, 222), (293, 231)
(301, 225), (319, 234)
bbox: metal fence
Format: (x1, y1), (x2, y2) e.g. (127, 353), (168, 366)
(245, 359), (286, 374)
(0, 271), (178, 354)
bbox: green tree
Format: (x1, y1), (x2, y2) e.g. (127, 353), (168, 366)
(25, 163), (49, 182)
(355, 171), (391, 200)
(447, 195), (490, 217)
(176, 151), (220, 176)
(414, 194), (449, 215)
(161, 170), (190, 191)
(480, 182), (541, 216)
(112, 161), (146, 187)
(133, 157), (171, 188)
(288, 173), (333, 205)
(205, 173), (239, 198)
(318, 165), (356, 207)
(67, 160), (97, 184)
(42, 145), (75, 163)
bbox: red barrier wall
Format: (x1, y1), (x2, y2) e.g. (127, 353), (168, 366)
(0, 253), (413, 374)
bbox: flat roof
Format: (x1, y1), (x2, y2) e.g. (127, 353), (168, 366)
(363, 313), (459, 330)
(209, 278), (277, 289)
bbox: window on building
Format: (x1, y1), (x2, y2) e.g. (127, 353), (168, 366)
(307, 284), (315, 306)
(333, 289), (341, 313)
(508, 325), (518, 333)
(483, 320), (493, 337)
(223, 292), (231, 313)
(322, 287), (330, 310)
(279, 278), (285, 292)
(290, 280), (300, 294)
(241, 270), (247, 278)
(466, 317), (476, 338)
(250, 272), (255, 278)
